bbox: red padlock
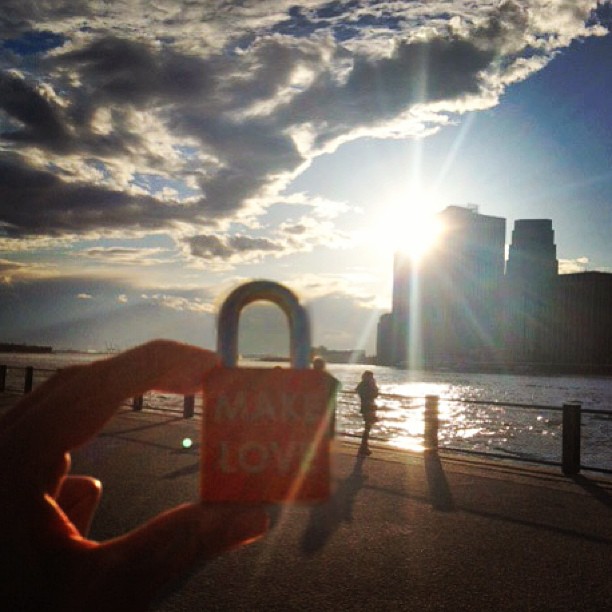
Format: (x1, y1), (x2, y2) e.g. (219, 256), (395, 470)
(201, 281), (335, 503)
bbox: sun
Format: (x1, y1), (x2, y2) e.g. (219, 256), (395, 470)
(400, 210), (443, 261)
(375, 193), (444, 262)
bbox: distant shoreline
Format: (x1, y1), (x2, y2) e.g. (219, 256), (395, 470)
(0, 343), (52, 354)
(394, 361), (612, 377)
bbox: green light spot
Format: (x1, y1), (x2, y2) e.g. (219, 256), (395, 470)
(182, 437), (193, 449)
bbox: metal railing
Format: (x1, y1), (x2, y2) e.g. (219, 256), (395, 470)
(2, 365), (610, 476)
(0, 364), (56, 393)
(0, 364), (197, 418)
(415, 395), (598, 476)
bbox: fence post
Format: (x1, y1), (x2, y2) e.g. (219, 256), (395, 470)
(0, 365), (6, 392)
(132, 396), (144, 411)
(24, 367), (34, 393)
(562, 402), (581, 476)
(183, 395), (195, 418)
(424, 395), (439, 451)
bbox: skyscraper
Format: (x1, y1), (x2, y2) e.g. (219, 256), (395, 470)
(383, 205), (506, 367)
(505, 219), (558, 361)
(378, 209), (609, 372)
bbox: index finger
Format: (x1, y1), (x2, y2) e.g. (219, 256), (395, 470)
(0, 340), (219, 487)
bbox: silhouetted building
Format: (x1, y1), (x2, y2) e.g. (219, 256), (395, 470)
(311, 346), (367, 364)
(549, 272), (612, 367)
(377, 206), (611, 372)
(427, 206), (505, 364)
(504, 219), (558, 362)
(381, 205), (505, 367)
(376, 312), (395, 366)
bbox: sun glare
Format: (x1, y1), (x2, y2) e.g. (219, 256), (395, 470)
(377, 195), (444, 261)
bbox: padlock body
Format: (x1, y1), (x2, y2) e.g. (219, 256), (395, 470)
(201, 367), (332, 503)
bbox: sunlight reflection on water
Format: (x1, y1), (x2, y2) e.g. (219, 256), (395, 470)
(2, 354), (610, 470)
(328, 363), (611, 470)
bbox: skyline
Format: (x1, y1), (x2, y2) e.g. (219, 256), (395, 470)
(1, 2), (611, 354)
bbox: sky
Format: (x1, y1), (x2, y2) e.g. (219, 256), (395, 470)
(0, 1), (610, 355)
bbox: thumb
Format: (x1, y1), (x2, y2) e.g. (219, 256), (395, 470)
(79, 503), (268, 611)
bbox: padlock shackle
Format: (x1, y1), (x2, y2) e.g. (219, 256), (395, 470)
(217, 280), (311, 369)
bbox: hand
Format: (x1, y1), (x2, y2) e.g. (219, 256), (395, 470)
(0, 340), (269, 611)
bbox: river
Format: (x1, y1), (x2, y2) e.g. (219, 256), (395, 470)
(2, 352), (611, 472)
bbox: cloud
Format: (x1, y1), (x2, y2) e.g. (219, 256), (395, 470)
(0, 256), (58, 282)
(0, 157), (198, 236)
(0, 1), (602, 242)
(0, 70), (70, 150)
(0, 273), (219, 349)
(77, 246), (172, 266)
(186, 233), (283, 265)
(142, 293), (215, 314)
(185, 212), (353, 266)
(559, 256), (590, 274)
(290, 270), (384, 308)
(0, 234), (73, 252)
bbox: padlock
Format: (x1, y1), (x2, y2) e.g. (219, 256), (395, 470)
(200, 280), (335, 503)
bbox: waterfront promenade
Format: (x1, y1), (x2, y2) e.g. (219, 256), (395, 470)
(1, 394), (611, 611)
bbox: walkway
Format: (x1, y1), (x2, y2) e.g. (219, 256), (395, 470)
(2, 396), (611, 610)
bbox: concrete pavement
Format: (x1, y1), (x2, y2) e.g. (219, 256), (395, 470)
(2, 395), (611, 610)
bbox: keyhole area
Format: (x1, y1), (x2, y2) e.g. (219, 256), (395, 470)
(238, 302), (291, 363)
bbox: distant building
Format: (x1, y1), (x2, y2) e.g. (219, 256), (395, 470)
(504, 219), (558, 362)
(380, 205), (505, 367)
(377, 205), (611, 372)
(311, 346), (367, 364)
(549, 272), (612, 367)
(376, 312), (395, 366)
(0, 343), (52, 354)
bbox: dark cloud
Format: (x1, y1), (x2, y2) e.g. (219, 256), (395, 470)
(276, 37), (493, 147)
(0, 2), (91, 36)
(187, 233), (281, 260)
(0, 2), (602, 237)
(470, 0), (529, 50)
(0, 158), (196, 236)
(58, 36), (215, 105)
(0, 71), (70, 150)
(0, 258), (25, 273)
(0, 70), (145, 158)
(230, 235), (281, 252)
(187, 234), (231, 259)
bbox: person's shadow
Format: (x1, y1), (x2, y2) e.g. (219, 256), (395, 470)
(300, 455), (367, 555)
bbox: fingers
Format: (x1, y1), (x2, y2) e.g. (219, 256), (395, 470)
(57, 476), (102, 537)
(0, 341), (219, 487)
(92, 339), (220, 399)
(81, 503), (268, 610)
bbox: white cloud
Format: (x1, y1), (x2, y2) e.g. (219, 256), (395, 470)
(77, 246), (172, 266)
(0, 1), (603, 243)
(559, 256), (590, 274)
(0, 257), (58, 282)
(144, 293), (215, 314)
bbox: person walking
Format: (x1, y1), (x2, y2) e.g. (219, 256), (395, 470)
(356, 370), (378, 456)
(312, 355), (340, 436)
